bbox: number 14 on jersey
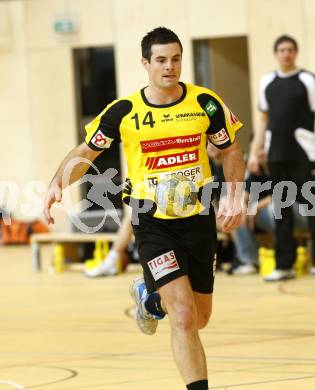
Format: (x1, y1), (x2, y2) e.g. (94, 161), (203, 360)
(131, 111), (156, 130)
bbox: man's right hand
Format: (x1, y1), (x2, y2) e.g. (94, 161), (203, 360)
(44, 180), (62, 224)
(247, 154), (260, 174)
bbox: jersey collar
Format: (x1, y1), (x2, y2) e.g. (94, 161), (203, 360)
(140, 82), (187, 108)
(276, 68), (300, 78)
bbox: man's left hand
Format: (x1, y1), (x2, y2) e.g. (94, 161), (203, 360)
(217, 197), (242, 233)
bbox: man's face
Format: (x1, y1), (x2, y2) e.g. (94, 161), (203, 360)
(142, 42), (182, 89)
(275, 41), (297, 69)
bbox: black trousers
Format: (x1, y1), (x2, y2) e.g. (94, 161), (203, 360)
(268, 162), (315, 270)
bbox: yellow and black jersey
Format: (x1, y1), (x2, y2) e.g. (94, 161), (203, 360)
(85, 82), (243, 219)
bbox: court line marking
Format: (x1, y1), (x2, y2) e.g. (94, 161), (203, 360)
(212, 374), (315, 389)
(278, 282), (315, 297)
(0, 380), (25, 389)
(26, 366), (78, 389)
(66, 375), (179, 389)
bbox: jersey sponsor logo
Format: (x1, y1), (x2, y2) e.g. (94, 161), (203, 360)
(148, 250), (180, 281)
(229, 110), (239, 125)
(175, 112), (206, 121)
(209, 128), (229, 145)
(144, 166), (203, 191)
(141, 134), (201, 153)
(205, 100), (218, 117)
(165, 165), (202, 181)
(91, 130), (114, 149)
(145, 150), (199, 170)
(145, 176), (159, 189)
(161, 114), (173, 123)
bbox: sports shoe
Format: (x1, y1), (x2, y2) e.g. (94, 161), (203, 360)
(84, 261), (118, 277)
(264, 269), (295, 282)
(129, 277), (158, 335)
(228, 263), (257, 275)
(84, 251), (118, 278)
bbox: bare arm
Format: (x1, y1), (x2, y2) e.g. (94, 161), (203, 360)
(221, 138), (245, 184)
(44, 142), (103, 224)
(218, 139), (245, 232)
(51, 142), (102, 187)
(247, 111), (268, 173)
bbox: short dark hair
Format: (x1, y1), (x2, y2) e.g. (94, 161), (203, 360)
(273, 35), (298, 52)
(141, 27), (183, 61)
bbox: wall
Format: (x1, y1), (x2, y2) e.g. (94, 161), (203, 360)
(209, 37), (252, 153)
(189, 0), (248, 39)
(0, 2), (32, 184)
(0, 2), (35, 223)
(247, 0), (315, 127)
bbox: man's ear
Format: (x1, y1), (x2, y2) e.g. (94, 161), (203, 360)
(141, 57), (149, 69)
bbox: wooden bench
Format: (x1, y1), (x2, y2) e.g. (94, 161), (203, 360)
(30, 232), (117, 271)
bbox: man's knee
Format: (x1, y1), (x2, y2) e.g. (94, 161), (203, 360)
(166, 299), (198, 332)
(175, 306), (197, 332)
(194, 292), (212, 329)
(197, 309), (211, 329)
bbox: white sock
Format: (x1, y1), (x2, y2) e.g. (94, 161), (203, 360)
(101, 250), (118, 268)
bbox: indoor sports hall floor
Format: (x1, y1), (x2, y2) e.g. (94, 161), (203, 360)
(1, 246), (315, 389)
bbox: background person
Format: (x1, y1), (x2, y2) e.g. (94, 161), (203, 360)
(84, 208), (133, 277)
(231, 150), (310, 275)
(248, 35), (315, 282)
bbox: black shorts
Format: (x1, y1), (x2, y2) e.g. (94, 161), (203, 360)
(132, 208), (217, 294)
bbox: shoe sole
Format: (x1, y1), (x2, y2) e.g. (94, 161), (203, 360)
(232, 271), (257, 275)
(129, 277), (157, 335)
(84, 270), (118, 278)
(129, 276), (144, 306)
(264, 275), (295, 282)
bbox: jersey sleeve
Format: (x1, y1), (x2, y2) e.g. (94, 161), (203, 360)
(258, 72), (276, 112)
(85, 99), (133, 151)
(197, 91), (243, 149)
(298, 71), (315, 113)
(259, 77), (269, 112)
